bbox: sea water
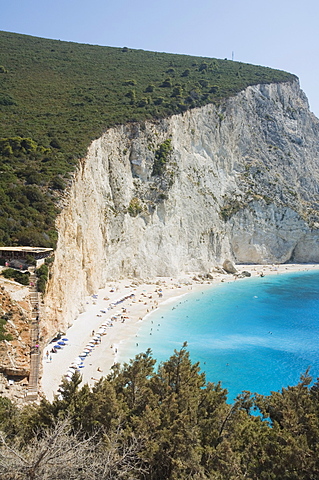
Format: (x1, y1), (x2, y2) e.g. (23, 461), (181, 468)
(119, 271), (319, 401)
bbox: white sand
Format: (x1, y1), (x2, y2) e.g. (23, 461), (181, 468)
(41, 264), (319, 401)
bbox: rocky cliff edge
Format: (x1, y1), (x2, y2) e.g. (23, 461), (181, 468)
(45, 79), (319, 331)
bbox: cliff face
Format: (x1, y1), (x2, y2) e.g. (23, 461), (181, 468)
(45, 79), (319, 330)
(0, 280), (31, 377)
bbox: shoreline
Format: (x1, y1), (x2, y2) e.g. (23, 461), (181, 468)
(41, 263), (319, 401)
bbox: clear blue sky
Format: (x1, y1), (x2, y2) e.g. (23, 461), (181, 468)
(2, 0), (319, 116)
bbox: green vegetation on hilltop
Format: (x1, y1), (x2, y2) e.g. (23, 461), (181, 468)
(0, 31), (296, 247)
(1, 347), (319, 479)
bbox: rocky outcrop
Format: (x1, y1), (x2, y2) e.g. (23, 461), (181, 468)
(45, 79), (319, 332)
(0, 281), (31, 378)
(223, 260), (238, 274)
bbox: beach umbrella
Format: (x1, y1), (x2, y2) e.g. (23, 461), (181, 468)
(54, 344), (62, 349)
(73, 357), (83, 364)
(57, 341), (65, 345)
(78, 364), (85, 368)
(62, 338), (69, 341)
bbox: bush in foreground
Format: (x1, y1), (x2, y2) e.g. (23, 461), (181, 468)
(1, 346), (319, 479)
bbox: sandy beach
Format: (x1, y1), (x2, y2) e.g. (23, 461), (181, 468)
(41, 263), (319, 401)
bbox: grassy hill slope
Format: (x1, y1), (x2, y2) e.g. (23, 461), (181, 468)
(0, 31), (296, 247)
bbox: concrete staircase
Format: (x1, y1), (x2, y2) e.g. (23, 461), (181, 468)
(25, 269), (40, 402)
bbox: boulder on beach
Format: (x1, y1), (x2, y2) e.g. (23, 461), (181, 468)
(223, 260), (238, 274)
(241, 270), (251, 277)
(211, 266), (226, 274)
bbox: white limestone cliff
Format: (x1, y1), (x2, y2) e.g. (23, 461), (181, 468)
(45, 79), (319, 330)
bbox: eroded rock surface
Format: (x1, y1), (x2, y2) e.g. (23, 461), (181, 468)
(0, 280), (31, 378)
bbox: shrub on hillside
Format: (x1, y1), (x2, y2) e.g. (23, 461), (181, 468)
(1, 268), (30, 286)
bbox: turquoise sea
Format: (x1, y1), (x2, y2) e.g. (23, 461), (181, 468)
(119, 270), (319, 402)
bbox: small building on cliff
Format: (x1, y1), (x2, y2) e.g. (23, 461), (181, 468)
(0, 247), (53, 269)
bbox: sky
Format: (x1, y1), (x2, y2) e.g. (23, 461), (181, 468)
(1, 0), (319, 116)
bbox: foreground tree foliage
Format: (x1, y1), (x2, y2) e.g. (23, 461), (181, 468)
(1, 346), (319, 479)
